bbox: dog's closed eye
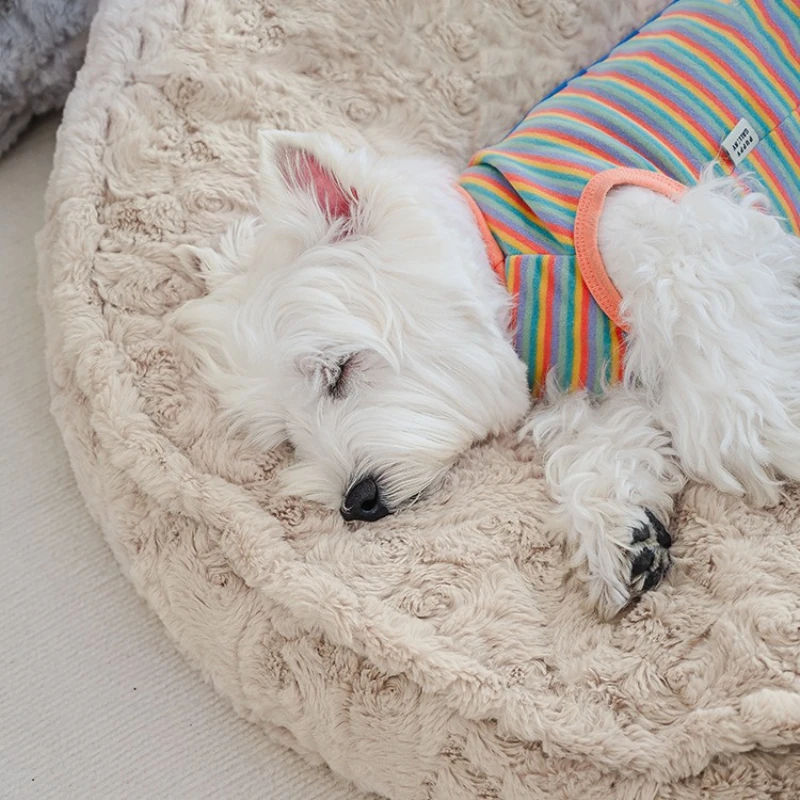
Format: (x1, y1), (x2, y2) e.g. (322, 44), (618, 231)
(301, 352), (358, 400)
(298, 349), (383, 400)
(325, 355), (354, 399)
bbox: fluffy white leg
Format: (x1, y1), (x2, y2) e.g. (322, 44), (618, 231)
(600, 176), (800, 507)
(523, 387), (685, 619)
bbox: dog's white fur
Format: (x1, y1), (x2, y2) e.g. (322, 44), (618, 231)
(172, 130), (800, 618)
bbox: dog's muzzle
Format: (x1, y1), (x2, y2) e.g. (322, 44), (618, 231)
(341, 476), (389, 522)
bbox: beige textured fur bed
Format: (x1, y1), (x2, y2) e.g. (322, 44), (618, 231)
(37, 0), (800, 796)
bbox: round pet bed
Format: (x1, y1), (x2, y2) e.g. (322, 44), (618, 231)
(38, 0), (800, 796)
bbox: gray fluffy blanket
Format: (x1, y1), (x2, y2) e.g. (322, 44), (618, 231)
(0, 0), (97, 157)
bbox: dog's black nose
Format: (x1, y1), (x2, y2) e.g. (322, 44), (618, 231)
(341, 476), (389, 522)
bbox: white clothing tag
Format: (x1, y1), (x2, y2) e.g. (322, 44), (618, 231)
(721, 117), (759, 165)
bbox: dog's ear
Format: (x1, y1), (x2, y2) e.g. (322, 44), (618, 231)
(258, 130), (359, 229)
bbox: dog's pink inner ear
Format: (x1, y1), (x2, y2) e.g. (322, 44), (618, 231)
(279, 148), (355, 220)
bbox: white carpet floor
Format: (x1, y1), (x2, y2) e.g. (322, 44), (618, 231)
(0, 115), (361, 800)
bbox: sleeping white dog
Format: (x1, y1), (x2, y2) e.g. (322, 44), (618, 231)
(172, 0), (800, 617)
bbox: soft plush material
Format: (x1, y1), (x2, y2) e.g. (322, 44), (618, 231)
(0, 0), (97, 158)
(37, 0), (800, 797)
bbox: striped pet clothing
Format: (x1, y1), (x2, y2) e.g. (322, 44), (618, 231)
(458, 0), (800, 396)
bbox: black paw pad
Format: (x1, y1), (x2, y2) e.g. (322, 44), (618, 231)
(628, 509), (673, 599)
(646, 509), (672, 549)
(630, 547), (655, 577)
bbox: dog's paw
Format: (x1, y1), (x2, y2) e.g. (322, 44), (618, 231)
(588, 509), (673, 620)
(628, 509), (672, 598)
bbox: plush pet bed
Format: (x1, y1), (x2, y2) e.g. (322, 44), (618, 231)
(0, 0), (97, 157)
(38, 0), (800, 796)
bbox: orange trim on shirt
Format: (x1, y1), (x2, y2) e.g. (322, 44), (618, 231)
(573, 167), (687, 331)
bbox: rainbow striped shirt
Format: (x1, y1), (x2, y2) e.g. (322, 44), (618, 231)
(459, 0), (800, 396)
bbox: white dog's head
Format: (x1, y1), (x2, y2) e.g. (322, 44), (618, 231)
(172, 131), (529, 520)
